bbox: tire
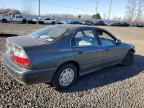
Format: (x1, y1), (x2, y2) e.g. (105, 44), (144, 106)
(2, 19), (7, 23)
(22, 19), (26, 24)
(52, 21), (55, 25)
(122, 51), (134, 66)
(51, 63), (78, 90)
(39, 21), (44, 24)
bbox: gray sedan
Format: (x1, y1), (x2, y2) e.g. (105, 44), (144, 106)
(2, 25), (135, 89)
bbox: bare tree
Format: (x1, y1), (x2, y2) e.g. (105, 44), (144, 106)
(135, 0), (144, 22)
(112, 16), (123, 22)
(126, 0), (137, 22)
(102, 14), (107, 20)
(22, 0), (33, 17)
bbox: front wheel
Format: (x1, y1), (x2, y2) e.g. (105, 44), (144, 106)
(122, 51), (134, 66)
(51, 63), (78, 90)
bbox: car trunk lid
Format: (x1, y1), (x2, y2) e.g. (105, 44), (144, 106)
(4, 36), (48, 68)
(6, 35), (47, 48)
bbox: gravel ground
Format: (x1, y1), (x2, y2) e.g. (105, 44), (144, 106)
(0, 24), (144, 108)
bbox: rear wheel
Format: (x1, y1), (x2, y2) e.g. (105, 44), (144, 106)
(122, 51), (134, 66)
(2, 19), (7, 23)
(22, 19), (26, 24)
(51, 63), (78, 90)
(52, 21), (56, 25)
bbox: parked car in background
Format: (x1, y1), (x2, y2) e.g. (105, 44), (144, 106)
(130, 22), (144, 27)
(120, 22), (130, 27)
(70, 21), (82, 25)
(60, 20), (71, 24)
(2, 25), (135, 90)
(110, 22), (121, 26)
(82, 20), (93, 25)
(110, 22), (129, 27)
(38, 18), (44, 24)
(27, 18), (38, 24)
(94, 20), (106, 26)
(0, 14), (25, 23)
(42, 18), (56, 24)
(0, 14), (10, 23)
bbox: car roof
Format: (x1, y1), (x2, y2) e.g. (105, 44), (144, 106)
(51, 24), (104, 31)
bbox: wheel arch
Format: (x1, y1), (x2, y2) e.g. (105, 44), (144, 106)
(128, 48), (135, 53)
(57, 60), (80, 74)
(51, 60), (80, 82)
(2, 18), (7, 22)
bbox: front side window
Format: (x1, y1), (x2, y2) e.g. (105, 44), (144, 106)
(45, 18), (50, 20)
(16, 16), (22, 18)
(73, 30), (98, 46)
(30, 27), (67, 42)
(97, 31), (116, 46)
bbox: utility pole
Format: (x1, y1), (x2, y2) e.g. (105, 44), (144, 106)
(108, 0), (112, 20)
(38, 0), (40, 21)
(96, 0), (99, 14)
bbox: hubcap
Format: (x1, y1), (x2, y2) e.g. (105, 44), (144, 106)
(59, 68), (75, 86)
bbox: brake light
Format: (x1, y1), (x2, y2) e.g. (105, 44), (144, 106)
(12, 49), (31, 67)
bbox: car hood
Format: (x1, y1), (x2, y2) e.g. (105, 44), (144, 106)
(7, 35), (48, 48)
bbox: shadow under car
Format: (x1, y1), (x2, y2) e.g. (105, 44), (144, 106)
(61, 54), (144, 93)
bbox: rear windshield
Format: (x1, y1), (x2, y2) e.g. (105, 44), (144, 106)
(30, 27), (67, 41)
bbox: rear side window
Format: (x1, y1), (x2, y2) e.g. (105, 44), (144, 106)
(30, 27), (67, 42)
(72, 30), (99, 46)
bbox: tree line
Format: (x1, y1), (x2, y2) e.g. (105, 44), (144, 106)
(126, 0), (144, 22)
(1, 0), (144, 22)
(0, 8), (102, 19)
(0, 8), (21, 15)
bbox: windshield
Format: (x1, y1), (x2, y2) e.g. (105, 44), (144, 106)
(30, 27), (67, 41)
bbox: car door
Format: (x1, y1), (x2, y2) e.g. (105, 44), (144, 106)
(71, 29), (105, 76)
(45, 18), (51, 24)
(96, 29), (125, 66)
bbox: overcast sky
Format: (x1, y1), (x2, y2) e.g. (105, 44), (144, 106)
(0, 0), (128, 18)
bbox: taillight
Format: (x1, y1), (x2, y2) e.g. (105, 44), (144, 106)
(12, 49), (31, 67)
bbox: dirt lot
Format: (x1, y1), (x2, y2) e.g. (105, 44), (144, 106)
(0, 23), (144, 108)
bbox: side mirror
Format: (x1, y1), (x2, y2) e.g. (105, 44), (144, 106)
(116, 39), (121, 45)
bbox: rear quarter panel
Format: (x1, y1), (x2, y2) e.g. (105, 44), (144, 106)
(24, 36), (75, 70)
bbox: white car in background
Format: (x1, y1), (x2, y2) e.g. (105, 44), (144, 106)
(0, 14), (24, 23)
(26, 18), (38, 24)
(43, 18), (56, 24)
(60, 20), (71, 24)
(0, 15), (11, 23)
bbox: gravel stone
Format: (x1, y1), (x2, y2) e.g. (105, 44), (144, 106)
(0, 24), (144, 108)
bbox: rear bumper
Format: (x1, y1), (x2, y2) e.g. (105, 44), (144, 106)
(2, 53), (57, 85)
